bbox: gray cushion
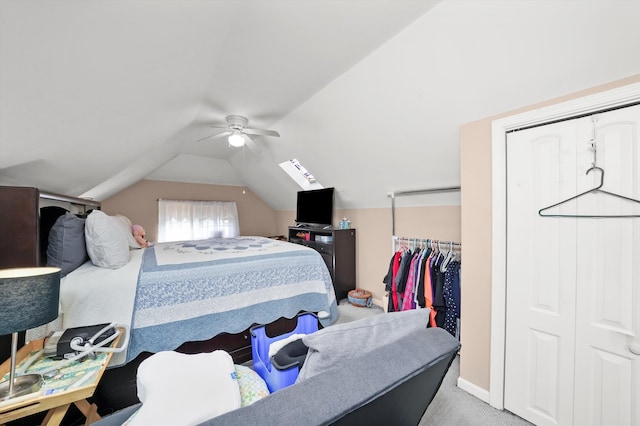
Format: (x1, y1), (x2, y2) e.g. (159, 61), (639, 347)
(296, 308), (430, 382)
(46, 212), (88, 277)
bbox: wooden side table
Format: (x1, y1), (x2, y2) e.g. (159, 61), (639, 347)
(0, 328), (122, 426)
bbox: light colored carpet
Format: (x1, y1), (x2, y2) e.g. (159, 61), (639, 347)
(334, 298), (384, 324)
(422, 355), (533, 425)
(335, 299), (532, 426)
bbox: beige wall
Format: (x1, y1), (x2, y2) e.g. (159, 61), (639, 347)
(277, 206), (461, 303)
(101, 179), (278, 242)
(459, 73), (640, 392)
(105, 176), (462, 306)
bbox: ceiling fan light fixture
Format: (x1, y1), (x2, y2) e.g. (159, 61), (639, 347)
(228, 131), (245, 147)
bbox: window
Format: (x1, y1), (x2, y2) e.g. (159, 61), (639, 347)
(157, 200), (239, 242)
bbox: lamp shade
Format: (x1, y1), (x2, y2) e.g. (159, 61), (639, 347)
(0, 267), (61, 335)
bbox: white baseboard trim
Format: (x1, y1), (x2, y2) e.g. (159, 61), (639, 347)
(457, 377), (491, 404)
(373, 297), (385, 310)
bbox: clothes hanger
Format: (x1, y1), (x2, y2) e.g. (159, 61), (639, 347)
(440, 241), (455, 272)
(431, 241), (443, 266)
(538, 117), (640, 218)
(538, 166), (640, 218)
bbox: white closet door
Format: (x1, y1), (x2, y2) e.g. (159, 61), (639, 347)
(505, 119), (579, 426)
(505, 104), (640, 426)
(573, 107), (640, 426)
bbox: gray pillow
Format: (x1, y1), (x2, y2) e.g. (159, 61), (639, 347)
(47, 212), (88, 277)
(296, 308), (430, 382)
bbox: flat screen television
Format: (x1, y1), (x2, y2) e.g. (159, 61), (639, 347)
(295, 187), (335, 228)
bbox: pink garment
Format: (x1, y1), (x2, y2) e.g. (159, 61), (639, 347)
(401, 253), (419, 311)
(391, 251), (402, 311)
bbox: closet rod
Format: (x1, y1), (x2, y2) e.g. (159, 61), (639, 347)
(387, 186), (461, 235)
(393, 236), (461, 245)
(392, 236), (461, 249)
(40, 190), (101, 208)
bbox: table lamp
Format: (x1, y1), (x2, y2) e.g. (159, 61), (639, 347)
(0, 267), (60, 401)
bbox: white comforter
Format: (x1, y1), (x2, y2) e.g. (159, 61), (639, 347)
(26, 250), (143, 366)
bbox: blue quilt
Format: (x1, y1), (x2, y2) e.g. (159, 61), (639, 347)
(126, 236), (338, 362)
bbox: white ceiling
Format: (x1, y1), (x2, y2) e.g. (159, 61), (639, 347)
(1, 0), (639, 210)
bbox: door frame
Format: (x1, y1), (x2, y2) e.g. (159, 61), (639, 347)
(489, 81), (640, 409)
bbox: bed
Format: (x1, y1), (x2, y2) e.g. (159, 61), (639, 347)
(0, 186), (338, 369)
(61, 234), (338, 366)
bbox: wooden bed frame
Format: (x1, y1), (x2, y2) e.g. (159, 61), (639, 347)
(0, 185), (302, 415)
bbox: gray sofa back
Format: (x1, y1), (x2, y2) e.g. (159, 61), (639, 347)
(200, 327), (459, 426)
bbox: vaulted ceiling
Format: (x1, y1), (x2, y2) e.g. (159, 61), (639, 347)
(1, 0), (639, 210)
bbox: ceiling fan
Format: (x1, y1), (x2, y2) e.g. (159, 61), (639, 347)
(197, 115), (280, 152)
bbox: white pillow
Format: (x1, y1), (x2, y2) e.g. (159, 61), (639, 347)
(112, 214), (140, 249)
(130, 351), (241, 426)
(85, 210), (130, 268)
(268, 333), (306, 359)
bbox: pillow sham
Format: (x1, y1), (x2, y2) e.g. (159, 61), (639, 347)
(46, 212), (88, 277)
(296, 308), (430, 382)
(112, 214), (141, 249)
(85, 210), (130, 269)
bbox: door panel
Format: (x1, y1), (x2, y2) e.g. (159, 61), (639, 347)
(573, 107), (640, 426)
(526, 329), (560, 420)
(505, 104), (640, 426)
(505, 120), (578, 426)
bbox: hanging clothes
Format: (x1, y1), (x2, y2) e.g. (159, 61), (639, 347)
(401, 248), (421, 311)
(414, 247), (431, 309)
(383, 239), (461, 338)
(431, 253), (446, 328)
(423, 249), (438, 328)
(394, 249), (413, 308)
(385, 237), (461, 335)
(383, 250), (404, 312)
(383, 252), (396, 312)
(443, 259), (460, 337)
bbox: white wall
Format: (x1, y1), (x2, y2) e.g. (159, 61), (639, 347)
(241, 0), (640, 211)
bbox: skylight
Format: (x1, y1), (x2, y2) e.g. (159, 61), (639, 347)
(279, 159), (323, 190)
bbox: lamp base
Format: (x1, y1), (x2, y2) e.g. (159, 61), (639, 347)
(0, 374), (44, 402)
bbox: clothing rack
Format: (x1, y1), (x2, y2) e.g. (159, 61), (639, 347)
(386, 235), (462, 338)
(392, 236), (461, 256)
(387, 186), (461, 235)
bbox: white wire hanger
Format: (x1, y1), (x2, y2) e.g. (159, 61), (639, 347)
(538, 117), (640, 218)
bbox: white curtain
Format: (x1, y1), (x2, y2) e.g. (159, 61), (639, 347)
(158, 200), (240, 242)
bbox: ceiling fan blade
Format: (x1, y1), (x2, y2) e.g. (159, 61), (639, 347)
(244, 134), (263, 154)
(243, 128), (280, 137)
(208, 124), (229, 129)
(197, 130), (231, 142)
